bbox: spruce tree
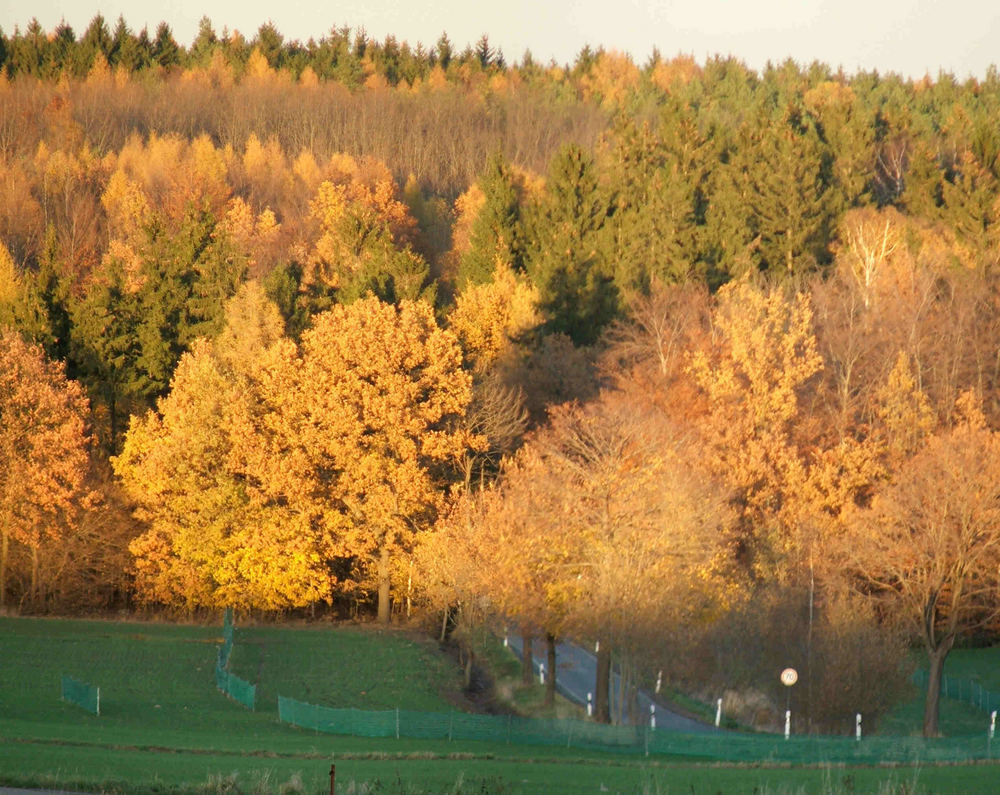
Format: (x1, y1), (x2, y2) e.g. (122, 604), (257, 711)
(151, 22), (181, 69)
(71, 257), (144, 454)
(603, 115), (705, 291)
(525, 144), (617, 345)
(707, 115), (836, 279)
(458, 152), (524, 288)
(135, 205), (247, 397)
(79, 14), (112, 67)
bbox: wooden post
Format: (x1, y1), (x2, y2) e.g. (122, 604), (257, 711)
(329, 763), (335, 795)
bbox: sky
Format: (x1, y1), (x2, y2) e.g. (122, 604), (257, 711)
(5, 0), (1000, 80)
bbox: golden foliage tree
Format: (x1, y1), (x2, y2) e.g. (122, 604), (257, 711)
(537, 393), (727, 720)
(287, 297), (478, 622)
(0, 330), (91, 607)
(689, 280), (822, 578)
(115, 283), (331, 609)
(842, 394), (1000, 737)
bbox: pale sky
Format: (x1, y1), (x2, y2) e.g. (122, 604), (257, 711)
(5, 0), (1000, 79)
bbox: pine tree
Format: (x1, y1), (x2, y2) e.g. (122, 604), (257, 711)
(48, 21), (77, 77)
(458, 152), (524, 288)
(707, 116), (837, 279)
(188, 17), (217, 68)
(602, 115), (705, 291)
(9, 19), (48, 76)
(134, 205), (247, 398)
(71, 256), (144, 454)
(151, 22), (181, 69)
(79, 14), (112, 68)
(525, 144), (617, 345)
(109, 16), (144, 71)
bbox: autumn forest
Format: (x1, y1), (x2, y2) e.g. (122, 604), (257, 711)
(3, 15), (1000, 737)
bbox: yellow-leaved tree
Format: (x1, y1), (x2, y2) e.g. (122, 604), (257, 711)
(288, 297), (479, 622)
(115, 283), (331, 610)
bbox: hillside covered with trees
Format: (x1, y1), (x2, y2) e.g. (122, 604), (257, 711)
(3, 15), (1000, 737)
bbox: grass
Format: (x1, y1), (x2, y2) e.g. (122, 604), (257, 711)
(5, 738), (1000, 793)
(877, 646), (1000, 738)
(227, 623), (462, 712)
(3, 615), (1000, 793)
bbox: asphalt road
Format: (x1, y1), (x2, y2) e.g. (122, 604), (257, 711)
(506, 633), (717, 733)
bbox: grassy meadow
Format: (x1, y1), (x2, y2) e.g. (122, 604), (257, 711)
(2, 616), (1000, 793)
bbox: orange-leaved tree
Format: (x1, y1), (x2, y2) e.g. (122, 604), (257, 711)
(0, 329), (92, 607)
(688, 279), (822, 580)
(842, 392), (1000, 737)
(536, 392), (728, 722)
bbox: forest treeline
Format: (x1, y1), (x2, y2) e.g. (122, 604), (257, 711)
(3, 16), (1000, 737)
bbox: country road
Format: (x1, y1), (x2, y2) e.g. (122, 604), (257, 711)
(506, 634), (717, 733)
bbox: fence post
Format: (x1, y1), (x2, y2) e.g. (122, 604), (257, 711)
(329, 763), (336, 795)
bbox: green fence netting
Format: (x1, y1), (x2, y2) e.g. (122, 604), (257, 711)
(61, 675), (99, 715)
(913, 669), (1000, 715)
(213, 606), (255, 710)
(219, 607), (234, 669)
(276, 695), (1000, 763)
(216, 664), (256, 710)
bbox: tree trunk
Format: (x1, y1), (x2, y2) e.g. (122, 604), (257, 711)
(521, 632), (533, 684)
(377, 546), (391, 624)
(924, 640), (954, 737)
(464, 648), (474, 689)
(594, 641), (611, 723)
(439, 607), (450, 643)
(110, 391), (118, 455)
(30, 546), (39, 607)
(544, 632), (557, 707)
(0, 531), (7, 608)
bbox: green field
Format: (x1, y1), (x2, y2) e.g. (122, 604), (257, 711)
(2, 616), (1000, 793)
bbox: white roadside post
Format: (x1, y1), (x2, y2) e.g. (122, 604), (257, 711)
(780, 668), (798, 740)
(856, 713), (862, 741)
(539, 663), (545, 685)
(650, 704), (656, 730)
(656, 670), (662, 695)
(715, 697), (723, 727)
(587, 692), (593, 717)
(990, 710), (997, 758)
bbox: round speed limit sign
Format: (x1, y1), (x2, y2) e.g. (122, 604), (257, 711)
(780, 668), (798, 686)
